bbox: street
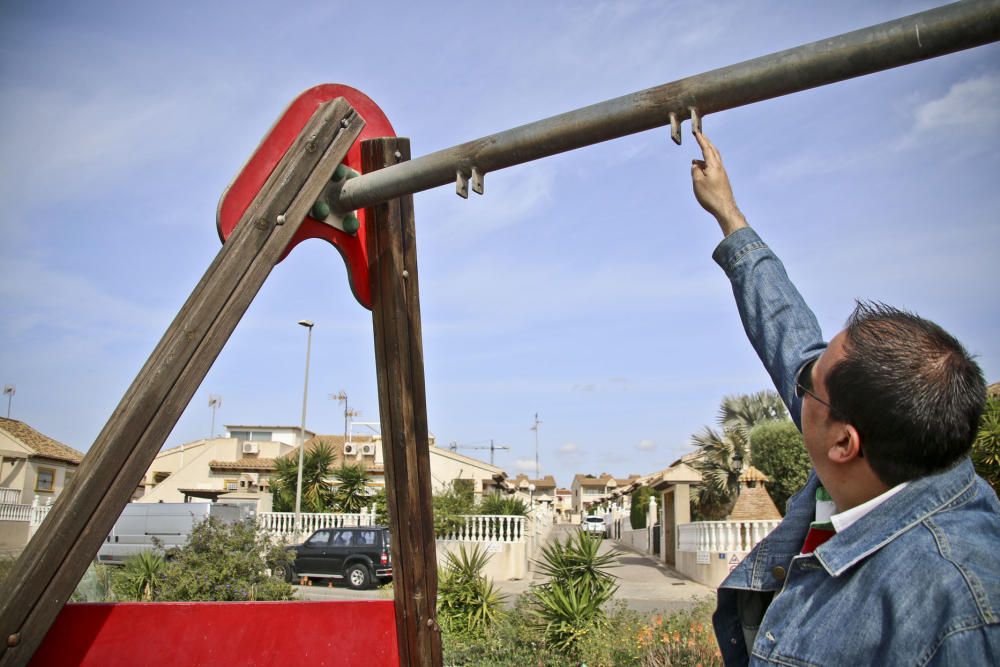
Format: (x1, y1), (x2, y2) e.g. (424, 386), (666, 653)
(295, 524), (713, 616)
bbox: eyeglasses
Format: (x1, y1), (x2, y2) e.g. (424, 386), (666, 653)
(795, 358), (847, 422)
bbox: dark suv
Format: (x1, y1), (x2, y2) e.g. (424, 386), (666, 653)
(279, 526), (392, 590)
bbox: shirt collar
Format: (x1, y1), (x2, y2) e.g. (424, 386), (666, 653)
(830, 482), (909, 533)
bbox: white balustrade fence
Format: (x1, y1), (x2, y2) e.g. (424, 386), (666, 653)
(257, 511), (375, 537)
(438, 515), (525, 543)
(0, 487), (20, 504)
(677, 520), (780, 554)
(0, 504), (31, 522)
(31, 502), (51, 527)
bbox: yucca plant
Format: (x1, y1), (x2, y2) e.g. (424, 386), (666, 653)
(529, 530), (620, 655)
(533, 529), (620, 596)
(478, 494), (528, 517)
(437, 544), (506, 636)
(114, 551), (165, 601)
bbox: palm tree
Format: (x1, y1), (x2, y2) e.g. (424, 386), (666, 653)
(331, 463), (371, 513)
(690, 390), (788, 519)
(271, 441), (336, 512)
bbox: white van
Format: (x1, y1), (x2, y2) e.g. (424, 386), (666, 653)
(96, 502), (245, 565)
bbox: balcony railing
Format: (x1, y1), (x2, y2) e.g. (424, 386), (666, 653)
(677, 520), (780, 554)
(0, 487), (21, 504)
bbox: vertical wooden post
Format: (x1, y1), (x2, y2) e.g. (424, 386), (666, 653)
(364, 137), (442, 667)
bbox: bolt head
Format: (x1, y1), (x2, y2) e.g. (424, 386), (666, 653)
(394, 150), (402, 159)
(341, 118), (349, 128)
(7, 633), (20, 647)
(276, 214), (287, 225)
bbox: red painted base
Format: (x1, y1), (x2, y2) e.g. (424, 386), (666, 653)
(30, 600), (398, 667)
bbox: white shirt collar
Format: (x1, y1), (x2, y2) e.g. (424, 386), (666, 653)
(830, 482), (909, 533)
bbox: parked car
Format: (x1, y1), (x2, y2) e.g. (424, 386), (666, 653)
(581, 515), (607, 538)
(96, 502), (247, 565)
(279, 525), (392, 590)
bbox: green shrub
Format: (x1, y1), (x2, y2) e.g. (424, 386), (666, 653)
(433, 481), (476, 537)
(630, 487), (653, 529)
(750, 420), (811, 514)
(437, 544), (505, 636)
(156, 517), (294, 601)
(972, 396), (1000, 496)
(478, 494), (528, 517)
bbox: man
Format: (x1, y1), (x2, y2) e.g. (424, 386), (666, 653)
(690, 132), (1000, 666)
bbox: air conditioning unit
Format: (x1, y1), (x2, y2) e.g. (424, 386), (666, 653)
(361, 443), (376, 456)
(242, 442), (259, 455)
(344, 443), (358, 455)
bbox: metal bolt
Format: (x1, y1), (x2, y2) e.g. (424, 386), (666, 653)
(340, 119), (349, 128)
(276, 214), (286, 225)
(402, 270), (410, 279)
(394, 150), (402, 159)
(7, 633), (20, 647)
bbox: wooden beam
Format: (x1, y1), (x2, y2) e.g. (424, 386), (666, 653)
(364, 137), (442, 667)
(0, 98), (364, 667)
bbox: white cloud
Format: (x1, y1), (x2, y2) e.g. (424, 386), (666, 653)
(513, 458), (538, 473)
(636, 439), (656, 451)
(558, 442), (578, 454)
(911, 74), (1000, 136)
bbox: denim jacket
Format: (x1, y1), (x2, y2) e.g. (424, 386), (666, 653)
(711, 228), (1000, 666)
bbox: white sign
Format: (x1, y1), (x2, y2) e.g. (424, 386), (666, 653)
(696, 551), (710, 565)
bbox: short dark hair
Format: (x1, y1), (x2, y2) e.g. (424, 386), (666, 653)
(825, 301), (985, 487)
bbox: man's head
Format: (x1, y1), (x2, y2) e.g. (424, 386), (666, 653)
(811, 301), (985, 489)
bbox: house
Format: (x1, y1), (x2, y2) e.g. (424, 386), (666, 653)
(570, 472), (642, 513)
(137, 424), (312, 504)
(138, 423), (506, 509)
(509, 474), (558, 508)
(0, 418), (85, 554)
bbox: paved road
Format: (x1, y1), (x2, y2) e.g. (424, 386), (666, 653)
(297, 524), (713, 616)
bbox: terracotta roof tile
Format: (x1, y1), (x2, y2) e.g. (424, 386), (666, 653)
(209, 458), (277, 471)
(727, 485), (782, 521)
(0, 418), (84, 464)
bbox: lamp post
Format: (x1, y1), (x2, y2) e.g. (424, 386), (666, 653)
(294, 320), (314, 539)
(528, 483), (535, 509)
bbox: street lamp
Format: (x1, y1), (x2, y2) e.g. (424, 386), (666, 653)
(528, 483), (536, 509)
(294, 320), (314, 539)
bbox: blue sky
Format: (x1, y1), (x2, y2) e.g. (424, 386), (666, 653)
(1, 1), (997, 490)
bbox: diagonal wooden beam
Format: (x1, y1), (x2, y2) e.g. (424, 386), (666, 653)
(0, 98), (364, 667)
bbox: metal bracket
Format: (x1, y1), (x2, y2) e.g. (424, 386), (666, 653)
(456, 170), (469, 199)
(312, 180), (360, 235)
(471, 167), (484, 195)
(669, 112), (682, 145)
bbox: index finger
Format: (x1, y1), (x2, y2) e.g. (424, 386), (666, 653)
(694, 131), (718, 166)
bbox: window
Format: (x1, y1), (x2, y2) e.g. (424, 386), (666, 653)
(357, 530), (377, 546)
(330, 530), (354, 547)
(306, 530), (331, 547)
(230, 430), (273, 441)
(153, 471), (170, 485)
(224, 479), (239, 491)
(35, 467), (55, 493)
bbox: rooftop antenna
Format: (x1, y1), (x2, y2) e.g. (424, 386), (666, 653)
(3, 385), (14, 419)
(530, 413), (542, 479)
(207, 395), (222, 437)
(330, 391), (361, 438)
(447, 439), (510, 466)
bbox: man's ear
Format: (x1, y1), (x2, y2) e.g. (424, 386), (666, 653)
(827, 424), (863, 464)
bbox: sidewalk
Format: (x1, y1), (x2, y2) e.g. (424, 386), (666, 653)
(493, 525), (714, 615)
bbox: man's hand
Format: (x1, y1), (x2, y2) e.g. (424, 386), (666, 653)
(691, 132), (747, 237)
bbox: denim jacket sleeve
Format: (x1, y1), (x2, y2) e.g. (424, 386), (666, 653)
(711, 227), (827, 429)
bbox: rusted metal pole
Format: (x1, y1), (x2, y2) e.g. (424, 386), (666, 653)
(333, 0), (1000, 213)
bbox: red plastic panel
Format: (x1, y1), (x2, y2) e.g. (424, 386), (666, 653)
(30, 600), (398, 667)
(216, 84), (396, 310)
